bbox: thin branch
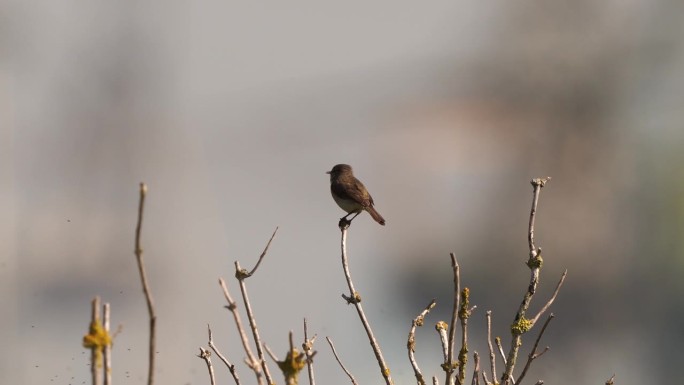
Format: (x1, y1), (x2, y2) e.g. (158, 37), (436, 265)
(103, 303), (112, 385)
(502, 178), (550, 385)
(433, 377), (439, 385)
(231, 228), (279, 385)
(605, 374), (615, 385)
(264, 343), (280, 363)
(471, 352), (480, 385)
(485, 311), (497, 382)
(458, 288), (475, 385)
(436, 321), (449, 365)
(134, 183), (156, 385)
(303, 318), (317, 385)
(234, 260), (275, 385)
(527, 177), (550, 258)
(338, 226), (393, 385)
(326, 337), (358, 385)
(446, 253), (461, 385)
(408, 299), (437, 385)
(90, 297), (102, 385)
(198, 347), (216, 385)
(219, 278), (263, 384)
(247, 227), (279, 277)
(495, 337), (507, 366)
(529, 271), (567, 326)
(534, 381), (544, 385)
(208, 324), (241, 385)
(515, 314), (554, 385)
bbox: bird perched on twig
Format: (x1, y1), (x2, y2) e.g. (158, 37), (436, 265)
(327, 164), (385, 226)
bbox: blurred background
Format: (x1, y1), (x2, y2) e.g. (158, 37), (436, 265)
(2, 1), (683, 384)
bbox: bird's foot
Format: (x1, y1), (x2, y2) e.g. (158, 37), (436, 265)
(338, 217), (351, 230)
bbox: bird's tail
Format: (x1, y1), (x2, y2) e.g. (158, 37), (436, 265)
(366, 206), (386, 226)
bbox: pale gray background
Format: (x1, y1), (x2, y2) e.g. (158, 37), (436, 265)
(2, 1), (684, 384)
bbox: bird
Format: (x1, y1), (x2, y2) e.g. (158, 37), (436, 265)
(327, 164), (385, 225)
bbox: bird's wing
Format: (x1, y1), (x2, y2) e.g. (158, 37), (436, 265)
(332, 178), (373, 208)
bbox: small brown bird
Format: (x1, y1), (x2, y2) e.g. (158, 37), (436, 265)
(327, 164), (385, 225)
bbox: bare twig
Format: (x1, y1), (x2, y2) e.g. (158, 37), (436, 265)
(326, 337), (358, 385)
(458, 288), (475, 385)
(481, 371), (489, 385)
(433, 377), (439, 385)
(471, 352), (480, 385)
(219, 277), (263, 384)
(208, 324), (241, 385)
(446, 253), (461, 385)
(485, 311), (497, 382)
(134, 183), (156, 385)
(198, 347), (216, 385)
(495, 337), (507, 366)
(408, 299), (437, 385)
(247, 227), (278, 277)
(529, 271), (567, 326)
(303, 318), (317, 385)
(515, 314), (554, 385)
(527, 177), (550, 258)
(89, 297), (102, 385)
(103, 303), (112, 385)
(502, 178), (551, 385)
(264, 343), (280, 363)
(436, 321), (449, 365)
(534, 381), (544, 385)
(605, 374), (615, 385)
(233, 228), (279, 385)
(235, 260), (275, 385)
(338, 226), (393, 384)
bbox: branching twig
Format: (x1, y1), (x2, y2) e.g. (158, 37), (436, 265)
(529, 271), (567, 326)
(515, 314), (554, 385)
(207, 324), (241, 385)
(234, 228), (279, 385)
(502, 178), (552, 385)
(134, 183), (156, 385)
(219, 278), (263, 384)
(446, 253), (461, 385)
(303, 318), (317, 385)
(326, 337), (358, 385)
(198, 347), (216, 385)
(338, 225), (393, 385)
(408, 299), (437, 385)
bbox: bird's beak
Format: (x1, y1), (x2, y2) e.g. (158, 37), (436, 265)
(326, 171), (331, 174)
